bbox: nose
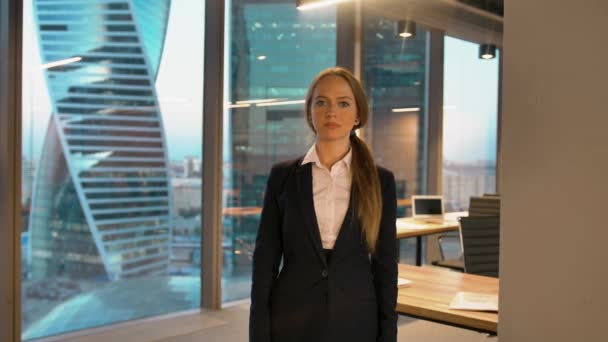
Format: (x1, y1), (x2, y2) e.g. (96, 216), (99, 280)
(325, 102), (336, 117)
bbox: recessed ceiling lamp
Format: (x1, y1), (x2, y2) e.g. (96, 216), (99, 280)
(391, 107), (420, 113)
(256, 99), (305, 107)
(296, 0), (351, 11)
(479, 44), (497, 59)
(396, 20), (416, 38)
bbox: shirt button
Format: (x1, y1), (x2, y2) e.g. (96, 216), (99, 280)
(321, 270), (328, 278)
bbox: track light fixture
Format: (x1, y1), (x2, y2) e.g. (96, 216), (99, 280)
(479, 44), (497, 59)
(396, 20), (416, 38)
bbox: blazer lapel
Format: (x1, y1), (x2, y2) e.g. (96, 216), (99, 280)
(330, 189), (357, 263)
(295, 162), (327, 268)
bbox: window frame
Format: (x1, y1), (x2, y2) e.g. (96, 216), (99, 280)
(202, 0), (225, 310)
(0, 0), (23, 341)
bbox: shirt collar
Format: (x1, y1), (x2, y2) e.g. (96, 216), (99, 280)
(301, 144), (352, 171)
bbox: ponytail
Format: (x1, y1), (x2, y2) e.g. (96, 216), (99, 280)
(350, 133), (382, 254)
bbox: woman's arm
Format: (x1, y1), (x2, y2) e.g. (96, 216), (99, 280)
(249, 165), (285, 342)
(371, 169), (398, 342)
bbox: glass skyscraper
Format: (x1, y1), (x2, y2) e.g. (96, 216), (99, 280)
(362, 15), (429, 215)
(221, 1), (336, 301)
(28, 0), (173, 282)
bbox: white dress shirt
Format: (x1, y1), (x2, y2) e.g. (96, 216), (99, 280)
(301, 144), (352, 250)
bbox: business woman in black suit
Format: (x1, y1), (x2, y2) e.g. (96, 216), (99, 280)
(250, 67), (398, 342)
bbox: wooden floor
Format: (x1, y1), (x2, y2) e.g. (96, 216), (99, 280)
(47, 301), (498, 342)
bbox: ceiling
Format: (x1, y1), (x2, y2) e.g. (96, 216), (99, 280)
(364, 0), (504, 46)
(457, 0), (504, 17)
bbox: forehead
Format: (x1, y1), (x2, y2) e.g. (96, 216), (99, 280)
(313, 75), (354, 98)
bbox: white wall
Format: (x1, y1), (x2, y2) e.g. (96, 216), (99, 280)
(499, 1), (608, 340)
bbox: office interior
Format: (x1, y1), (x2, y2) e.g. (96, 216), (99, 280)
(1, 0), (607, 341)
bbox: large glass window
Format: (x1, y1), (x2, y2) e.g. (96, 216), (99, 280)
(21, 0), (204, 338)
(442, 36), (499, 211)
(362, 15), (429, 263)
(222, 0), (336, 302)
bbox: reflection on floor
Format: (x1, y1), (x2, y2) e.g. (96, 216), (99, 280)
(22, 272), (252, 340)
(46, 239), (483, 342)
(54, 301), (498, 342)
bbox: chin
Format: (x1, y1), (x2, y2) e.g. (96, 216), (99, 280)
(317, 133), (349, 142)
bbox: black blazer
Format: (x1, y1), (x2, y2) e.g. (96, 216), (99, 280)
(249, 157), (398, 342)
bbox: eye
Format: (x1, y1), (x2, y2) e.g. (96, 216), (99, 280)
(338, 101), (350, 108)
(315, 99), (326, 107)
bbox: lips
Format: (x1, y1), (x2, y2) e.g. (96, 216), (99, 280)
(324, 122), (340, 128)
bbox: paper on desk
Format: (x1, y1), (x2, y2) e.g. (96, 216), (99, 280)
(396, 219), (428, 229)
(449, 291), (498, 312)
(397, 277), (412, 288)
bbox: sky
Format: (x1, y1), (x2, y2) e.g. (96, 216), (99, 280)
(443, 36), (499, 163)
(22, 0), (205, 163)
(22, 1), (498, 165)
(155, 0), (205, 162)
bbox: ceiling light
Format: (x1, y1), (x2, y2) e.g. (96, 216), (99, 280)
(226, 103), (251, 109)
(392, 107), (420, 113)
(396, 20), (416, 38)
(256, 100), (305, 107)
(38, 56), (82, 70)
(236, 98), (286, 105)
(296, 0), (351, 11)
(479, 44), (497, 59)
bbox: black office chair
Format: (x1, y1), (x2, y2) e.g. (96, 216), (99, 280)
(468, 195), (501, 216)
(459, 215), (500, 277)
(432, 195), (500, 272)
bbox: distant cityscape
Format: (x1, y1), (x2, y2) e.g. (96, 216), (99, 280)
(22, 153), (496, 274)
(443, 159), (497, 211)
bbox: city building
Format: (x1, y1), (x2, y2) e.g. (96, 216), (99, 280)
(222, 0), (334, 284)
(27, 0), (173, 281)
(182, 156), (201, 178)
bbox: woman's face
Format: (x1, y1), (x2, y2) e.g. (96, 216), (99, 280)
(310, 75), (359, 143)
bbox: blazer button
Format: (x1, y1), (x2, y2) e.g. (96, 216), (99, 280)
(321, 270), (328, 278)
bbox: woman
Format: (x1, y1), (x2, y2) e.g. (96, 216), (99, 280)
(249, 67), (398, 342)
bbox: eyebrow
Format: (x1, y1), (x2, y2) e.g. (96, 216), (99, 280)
(314, 95), (354, 100)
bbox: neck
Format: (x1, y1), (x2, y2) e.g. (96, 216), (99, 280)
(315, 138), (351, 170)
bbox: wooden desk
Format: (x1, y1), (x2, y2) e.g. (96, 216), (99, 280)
(397, 264), (498, 334)
(397, 198), (412, 207)
(395, 212), (467, 266)
(222, 206), (262, 217)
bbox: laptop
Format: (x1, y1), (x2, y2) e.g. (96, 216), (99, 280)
(412, 195), (445, 222)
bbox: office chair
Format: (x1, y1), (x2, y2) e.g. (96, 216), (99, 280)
(459, 215), (500, 277)
(432, 195), (500, 272)
(468, 195), (501, 216)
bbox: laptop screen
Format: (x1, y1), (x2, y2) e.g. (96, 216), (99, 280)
(413, 198), (443, 216)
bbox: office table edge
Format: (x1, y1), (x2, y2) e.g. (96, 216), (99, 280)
(396, 264), (498, 333)
(395, 301), (498, 333)
(396, 225), (459, 239)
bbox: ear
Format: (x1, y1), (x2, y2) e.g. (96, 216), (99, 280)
(354, 117), (360, 125)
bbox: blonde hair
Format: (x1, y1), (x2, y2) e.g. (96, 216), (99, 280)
(304, 67), (382, 254)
